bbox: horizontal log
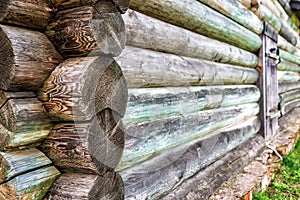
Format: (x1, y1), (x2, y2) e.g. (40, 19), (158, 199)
(117, 103), (259, 171)
(277, 59), (300, 72)
(46, 5), (125, 58)
(281, 98), (300, 115)
(280, 49), (300, 65)
(280, 89), (300, 103)
(162, 131), (264, 200)
(279, 24), (297, 46)
(0, 148), (51, 183)
(277, 71), (300, 82)
(124, 85), (260, 125)
(39, 109), (125, 174)
(129, 0), (262, 52)
(0, 25), (63, 91)
(278, 35), (300, 57)
(46, 172), (124, 199)
(198, 0), (263, 34)
(0, 91), (35, 109)
(124, 10), (258, 68)
(279, 82), (300, 94)
(0, 0), (53, 30)
(237, 0), (251, 9)
(0, 166), (60, 200)
(116, 46), (259, 88)
(121, 117), (260, 199)
(38, 56), (128, 121)
(50, 0), (130, 13)
(278, 0), (293, 16)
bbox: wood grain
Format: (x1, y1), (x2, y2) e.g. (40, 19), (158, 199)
(280, 89), (300, 104)
(124, 85), (260, 125)
(46, 5), (126, 58)
(278, 59), (300, 72)
(278, 35), (300, 57)
(277, 71), (300, 82)
(116, 46), (259, 88)
(0, 166), (60, 200)
(45, 172), (124, 199)
(280, 49), (300, 65)
(279, 82), (300, 94)
(0, 0), (53, 30)
(39, 56), (128, 122)
(0, 24), (63, 91)
(129, 0), (262, 53)
(124, 10), (258, 68)
(0, 148), (52, 183)
(121, 117), (260, 199)
(39, 109), (125, 174)
(117, 103), (259, 171)
(281, 98), (300, 115)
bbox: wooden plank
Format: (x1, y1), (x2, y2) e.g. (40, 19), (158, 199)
(124, 85), (260, 125)
(281, 98), (300, 115)
(277, 59), (300, 72)
(50, 0), (130, 13)
(280, 89), (300, 103)
(38, 56), (128, 122)
(279, 82), (300, 94)
(0, 148), (52, 183)
(45, 172), (124, 199)
(0, 24), (63, 91)
(277, 71), (300, 82)
(117, 103), (259, 171)
(39, 109), (125, 174)
(197, 0), (263, 34)
(116, 46), (259, 88)
(0, 0), (53, 30)
(46, 5), (125, 58)
(279, 49), (300, 65)
(278, 35), (300, 57)
(124, 10), (258, 68)
(121, 117), (261, 199)
(0, 166), (60, 200)
(161, 133), (265, 200)
(129, 0), (262, 52)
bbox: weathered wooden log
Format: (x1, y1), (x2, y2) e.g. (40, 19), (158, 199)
(251, 4), (281, 31)
(39, 109), (125, 174)
(50, 0), (130, 13)
(0, 0), (53, 30)
(279, 24), (297, 46)
(46, 5), (126, 58)
(277, 59), (300, 72)
(279, 82), (300, 94)
(277, 71), (300, 82)
(124, 10), (258, 68)
(39, 56), (127, 122)
(278, 35), (300, 57)
(45, 172), (124, 199)
(281, 98), (300, 115)
(121, 117), (261, 199)
(197, 0), (263, 34)
(280, 49), (300, 65)
(270, 0), (289, 20)
(280, 89), (300, 103)
(161, 132), (264, 200)
(0, 98), (52, 151)
(0, 166), (60, 200)
(278, 0), (293, 16)
(237, 0), (251, 9)
(0, 148), (52, 183)
(0, 91), (35, 109)
(129, 0), (262, 53)
(0, 25), (63, 91)
(117, 103), (259, 171)
(116, 46), (259, 88)
(124, 85), (260, 125)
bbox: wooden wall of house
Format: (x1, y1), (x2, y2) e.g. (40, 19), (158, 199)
(115, 0), (300, 199)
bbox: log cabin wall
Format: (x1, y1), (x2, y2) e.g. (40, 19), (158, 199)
(114, 0), (300, 199)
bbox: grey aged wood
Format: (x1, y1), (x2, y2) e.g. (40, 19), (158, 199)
(0, 24), (63, 91)
(45, 172), (124, 199)
(280, 89), (300, 103)
(0, 148), (52, 183)
(0, 166), (60, 200)
(278, 35), (300, 57)
(281, 98), (300, 115)
(129, 0), (262, 52)
(124, 10), (258, 68)
(39, 56), (128, 122)
(121, 117), (261, 199)
(46, 5), (126, 58)
(118, 103), (259, 171)
(280, 49), (300, 65)
(116, 46), (259, 88)
(124, 85), (260, 125)
(277, 59), (300, 72)
(279, 82), (300, 94)
(39, 109), (125, 174)
(0, 0), (53, 30)
(277, 71), (300, 82)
